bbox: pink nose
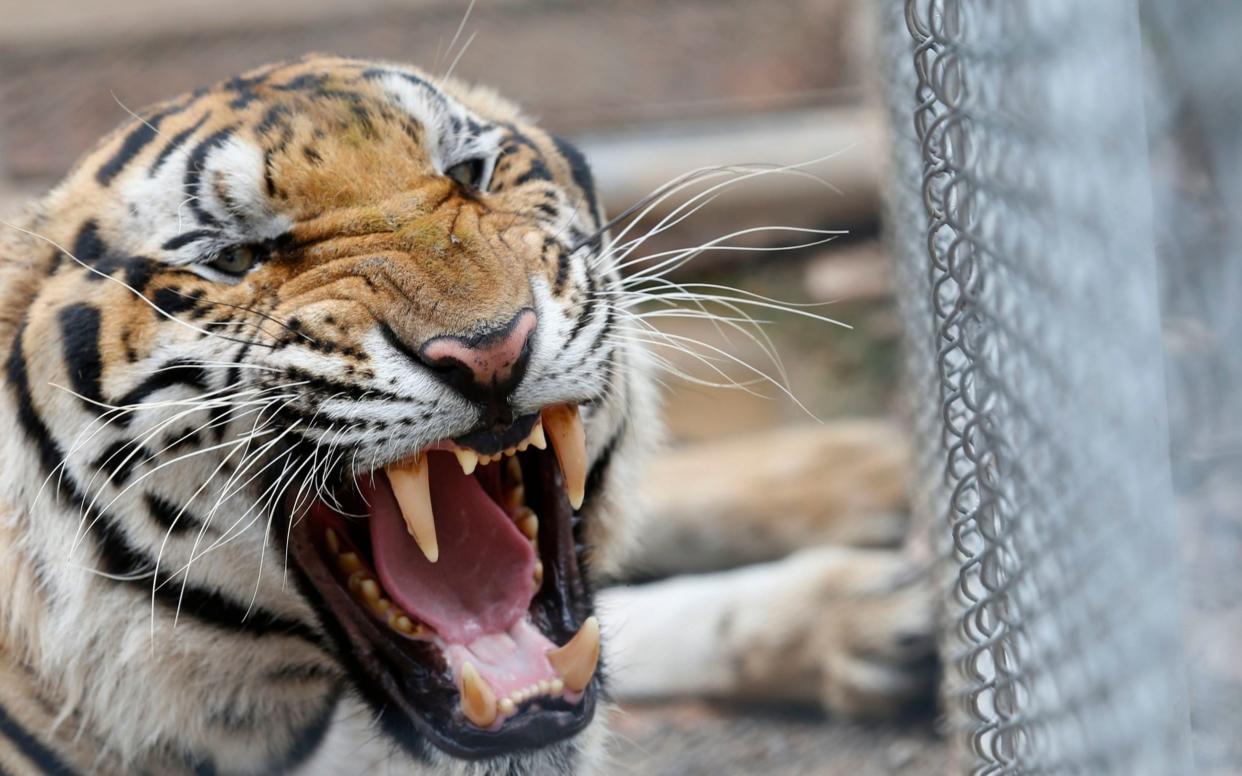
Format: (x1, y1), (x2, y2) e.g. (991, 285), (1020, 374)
(417, 309), (537, 409)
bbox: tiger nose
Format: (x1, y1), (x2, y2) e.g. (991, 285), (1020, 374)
(417, 309), (537, 427)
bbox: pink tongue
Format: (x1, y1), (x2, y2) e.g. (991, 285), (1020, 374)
(366, 453), (537, 644)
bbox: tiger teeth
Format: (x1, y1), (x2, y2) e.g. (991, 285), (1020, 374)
(328, 539), (426, 638)
(515, 507), (538, 541)
(503, 677), (564, 709)
(460, 662), (498, 728)
(453, 448), (479, 476)
(338, 552), (363, 574)
(450, 419), (549, 476)
(385, 454), (438, 564)
(546, 616), (600, 693)
(505, 485), (526, 514)
(529, 421), (547, 450)
(542, 404), (586, 510)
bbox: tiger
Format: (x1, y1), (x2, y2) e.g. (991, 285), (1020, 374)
(0, 54), (934, 775)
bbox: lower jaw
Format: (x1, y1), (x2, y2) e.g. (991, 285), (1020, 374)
(284, 443), (599, 759)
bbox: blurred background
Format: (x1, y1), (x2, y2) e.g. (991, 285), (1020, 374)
(0, 1), (937, 773)
(5, 1), (1239, 774)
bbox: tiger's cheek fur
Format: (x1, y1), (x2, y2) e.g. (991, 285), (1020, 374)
(0, 55), (655, 775)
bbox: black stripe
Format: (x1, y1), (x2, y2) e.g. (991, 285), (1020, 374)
(512, 157), (553, 187)
(114, 359), (211, 415)
(552, 242), (571, 297)
(152, 287), (205, 316)
(144, 493), (205, 536)
(96, 106), (179, 186)
(90, 439), (148, 487)
(262, 691), (340, 774)
(183, 127), (236, 228)
(67, 221), (123, 281)
(70, 221), (106, 266)
(6, 322), (324, 649)
(161, 229), (219, 251)
(57, 304), (105, 415)
(561, 263), (600, 351)
(0, 699), (79, 776)
(551, 134), (600, 227)
(149, 111), (211, 176)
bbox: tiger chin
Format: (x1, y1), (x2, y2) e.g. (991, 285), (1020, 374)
(0, 55), (658, 775)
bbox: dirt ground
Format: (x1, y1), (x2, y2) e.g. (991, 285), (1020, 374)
(612, 701), (948, 776)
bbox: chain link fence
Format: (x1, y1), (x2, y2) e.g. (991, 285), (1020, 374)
(881, 0), (1242, 772)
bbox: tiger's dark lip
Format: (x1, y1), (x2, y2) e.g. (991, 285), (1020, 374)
(282, 444), (599, 760)
(452, 411), (540, 456)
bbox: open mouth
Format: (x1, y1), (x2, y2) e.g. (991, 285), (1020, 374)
(287, 404), (599, 758)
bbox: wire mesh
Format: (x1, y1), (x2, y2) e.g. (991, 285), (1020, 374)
(880, 0), (1201, 772)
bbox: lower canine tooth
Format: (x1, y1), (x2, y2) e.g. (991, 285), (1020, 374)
(546, 616), (600, 693)
(541, 404), (586, 510)
(324, 528), (340, 554)
(460, 662), (498, 727)
(385, 455), (439, 563)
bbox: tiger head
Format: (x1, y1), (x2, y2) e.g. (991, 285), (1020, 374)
(0, 55), (657, 774)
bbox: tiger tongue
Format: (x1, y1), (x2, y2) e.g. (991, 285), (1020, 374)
(366, 452), (537, 644)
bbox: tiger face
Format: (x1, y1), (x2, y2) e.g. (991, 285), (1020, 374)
(0, 55), (655, 773)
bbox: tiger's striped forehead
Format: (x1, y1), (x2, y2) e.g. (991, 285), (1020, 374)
(62, 55), (601, 263)
(28, 54), (608, 362)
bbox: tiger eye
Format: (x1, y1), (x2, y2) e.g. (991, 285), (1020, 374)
(209, 245), (260, 276)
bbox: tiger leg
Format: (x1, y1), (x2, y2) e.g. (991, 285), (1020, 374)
(599, 545), (937, 718)
(632, 420), (912, 578)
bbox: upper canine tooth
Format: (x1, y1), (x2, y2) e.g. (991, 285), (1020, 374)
(459, 661), (498, 727)
(528, 421), (548, 450)
(385, 455), (439, 563)
(453, 447), (479, 476)
(546, 615), (600, 693)
(541, 405), (586, 510)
